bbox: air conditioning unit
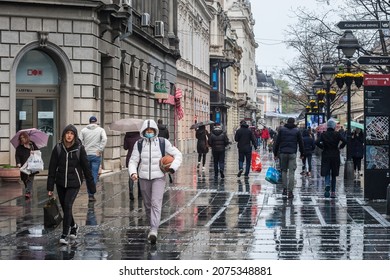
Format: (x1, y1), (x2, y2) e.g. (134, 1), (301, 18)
(154, 21), (164, 38)
(141, 13), (150, 27)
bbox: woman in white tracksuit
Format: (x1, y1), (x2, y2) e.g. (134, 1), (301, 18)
(128, 119), (182, 244)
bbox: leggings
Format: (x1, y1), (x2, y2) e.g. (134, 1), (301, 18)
(56, 186), (79, 236)
(198, 153), (207, 167)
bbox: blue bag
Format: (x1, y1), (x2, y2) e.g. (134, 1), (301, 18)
(265, 166), (281, 184)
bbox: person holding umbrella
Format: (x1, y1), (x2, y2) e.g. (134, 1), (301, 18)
(15, 132), (39, 199)
(196, 125), (210, 171)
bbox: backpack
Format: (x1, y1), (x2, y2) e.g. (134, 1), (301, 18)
(137, 137), (165, 156)
(56, 143), (81, 160)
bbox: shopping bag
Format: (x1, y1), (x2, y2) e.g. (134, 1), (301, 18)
(43, 197), (63, 228)
(265, 166), (281, 184)
(251, 151), (262, 172)
(20, 161), (31, 175)
(26, 151), (44, 172)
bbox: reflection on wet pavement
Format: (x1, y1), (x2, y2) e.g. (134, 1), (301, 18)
(1, 148), (390, 260)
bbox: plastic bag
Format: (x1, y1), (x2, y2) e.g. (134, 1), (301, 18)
(265, 166), (281, 184)
(26, 151), (44, 172)
(251, 151), (262, 172)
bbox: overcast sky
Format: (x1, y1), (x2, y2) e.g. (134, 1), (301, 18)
(251, 0), (343, 75)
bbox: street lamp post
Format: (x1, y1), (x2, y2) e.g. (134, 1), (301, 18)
(337, 30), (360, 180)
(312, 76), (324, 126)
(320, 62), (337, 120)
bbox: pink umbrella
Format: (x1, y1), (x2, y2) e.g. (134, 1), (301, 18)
(10, 128), (49, 149)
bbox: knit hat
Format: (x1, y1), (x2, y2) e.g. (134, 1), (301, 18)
(327, 119), (336, 129)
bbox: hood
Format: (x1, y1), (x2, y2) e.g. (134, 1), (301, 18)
(85, 123), (99, 130)
(158, 123), (167, 130)
(212, 127), (223, 136)
(139, 119), (159, 139)
(61, 124), (80, 145)
(240, 123), (249, 128)
(284, 123), (297, 129)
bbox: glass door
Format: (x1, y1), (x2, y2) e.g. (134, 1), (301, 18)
(16, 98), (58, 171)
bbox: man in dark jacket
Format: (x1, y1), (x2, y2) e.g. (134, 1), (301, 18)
(157, 119), (169, 139)
(273, 117), (304, 199)
(208, 123), (230, 178)
(234, 120), (257, 178)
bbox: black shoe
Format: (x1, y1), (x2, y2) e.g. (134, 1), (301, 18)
(300, 171), (305, 175)
(129, 192), (134, 201)
(88, 195), (96, 202)
(324, 185), (330, 198)
(237, 169), (243, 177)
(220, 170), (225, 178)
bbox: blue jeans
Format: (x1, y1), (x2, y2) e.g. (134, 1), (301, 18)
(238, 150), (252, 176)
(325, 174), (336, 192)
(87, 155), (101, 195)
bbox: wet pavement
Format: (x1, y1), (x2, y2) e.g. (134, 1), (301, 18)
(1, 147), (390, 260)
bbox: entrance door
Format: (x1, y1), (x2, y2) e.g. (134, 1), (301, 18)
(16, 98), (58, 171)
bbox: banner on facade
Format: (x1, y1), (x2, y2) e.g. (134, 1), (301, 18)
(154, 82), (169, 99)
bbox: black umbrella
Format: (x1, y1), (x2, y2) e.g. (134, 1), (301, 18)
(190, 120), (215, 130)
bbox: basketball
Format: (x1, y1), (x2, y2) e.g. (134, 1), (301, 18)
(160, 154), (174, 172)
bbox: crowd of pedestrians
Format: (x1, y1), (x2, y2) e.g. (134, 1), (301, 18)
(11, 113), (365, 246)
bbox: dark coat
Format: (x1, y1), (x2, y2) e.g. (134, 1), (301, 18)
(208, 128), (230, 152)
(234, 123), (257, 152)
(315, 128), (347, 177)
(47, 124), (96, 194)
(124, 132), (141, 167)
(302, 130), (315, 155)
(273, 123), (304, 156)
(15, 141), (38, 182)
(157, 124), (169, 139)
(196, 126), (209, 154)
(351, 131), (364, 159)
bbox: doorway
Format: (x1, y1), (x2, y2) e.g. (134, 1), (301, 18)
(16, 98), (58, 171)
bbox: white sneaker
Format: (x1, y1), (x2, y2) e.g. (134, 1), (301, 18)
(59, 234), (69, 245)
(202, 166), (205, 171)
(148, 230), (158, 244)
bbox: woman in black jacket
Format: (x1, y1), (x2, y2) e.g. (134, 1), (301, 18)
(300, 129), (315, 176)
(47, 124), (96, 245)
(15, 132), (39, 199)
(315, 119), (347, 198)
(196, 125), (209, 171)
(351, 128), (364, 178)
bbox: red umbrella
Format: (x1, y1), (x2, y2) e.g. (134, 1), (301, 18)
(10, 128), (49, 149)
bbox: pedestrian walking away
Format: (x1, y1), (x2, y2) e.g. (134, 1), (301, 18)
(157, 119), (170, 139)
(300, 129), (316, 177)
(15, 132), (39, 199)
(234, 120), (257, 178)
(79, 116), (107, 202)
(128, 119), (182, 244)
(123, 131), (142, 200)
(315, 119), (347, 198)
(195, 125), (210, 171)
(208, 123), (230, 179)
(273, 117), (304, 199)
(351, 128), (364, 179)
(47, 124), (96, 245)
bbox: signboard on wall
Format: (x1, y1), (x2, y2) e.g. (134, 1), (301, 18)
(363, 74), (390, 199)
(154, 82), (169, 99)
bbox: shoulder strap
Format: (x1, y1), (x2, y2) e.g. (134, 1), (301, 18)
(137, 139), (143, 154)
(159, 137), (165, 156)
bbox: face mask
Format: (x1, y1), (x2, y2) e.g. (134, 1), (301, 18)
(145, 133), (154, 139)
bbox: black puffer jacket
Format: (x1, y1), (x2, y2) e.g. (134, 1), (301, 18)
(208, 127), (230, 152)
(234, 123), (257, 152)
(47, 124), (96, 193)
(273, 123), (304, 156)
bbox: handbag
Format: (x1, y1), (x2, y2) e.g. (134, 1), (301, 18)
(43, 197), (63, 228)
(251, 151), (262, 172)
(265, 164), (281, 184)
(26, 151), (44, 173)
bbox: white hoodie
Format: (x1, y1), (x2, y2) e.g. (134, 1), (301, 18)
(128, 119), (182, 180)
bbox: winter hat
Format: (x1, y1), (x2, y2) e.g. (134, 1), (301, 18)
(327, 119), (336, 129)
(287, 117), (295, 124)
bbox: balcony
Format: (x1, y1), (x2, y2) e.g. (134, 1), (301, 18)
(210, 91), (228, 107)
